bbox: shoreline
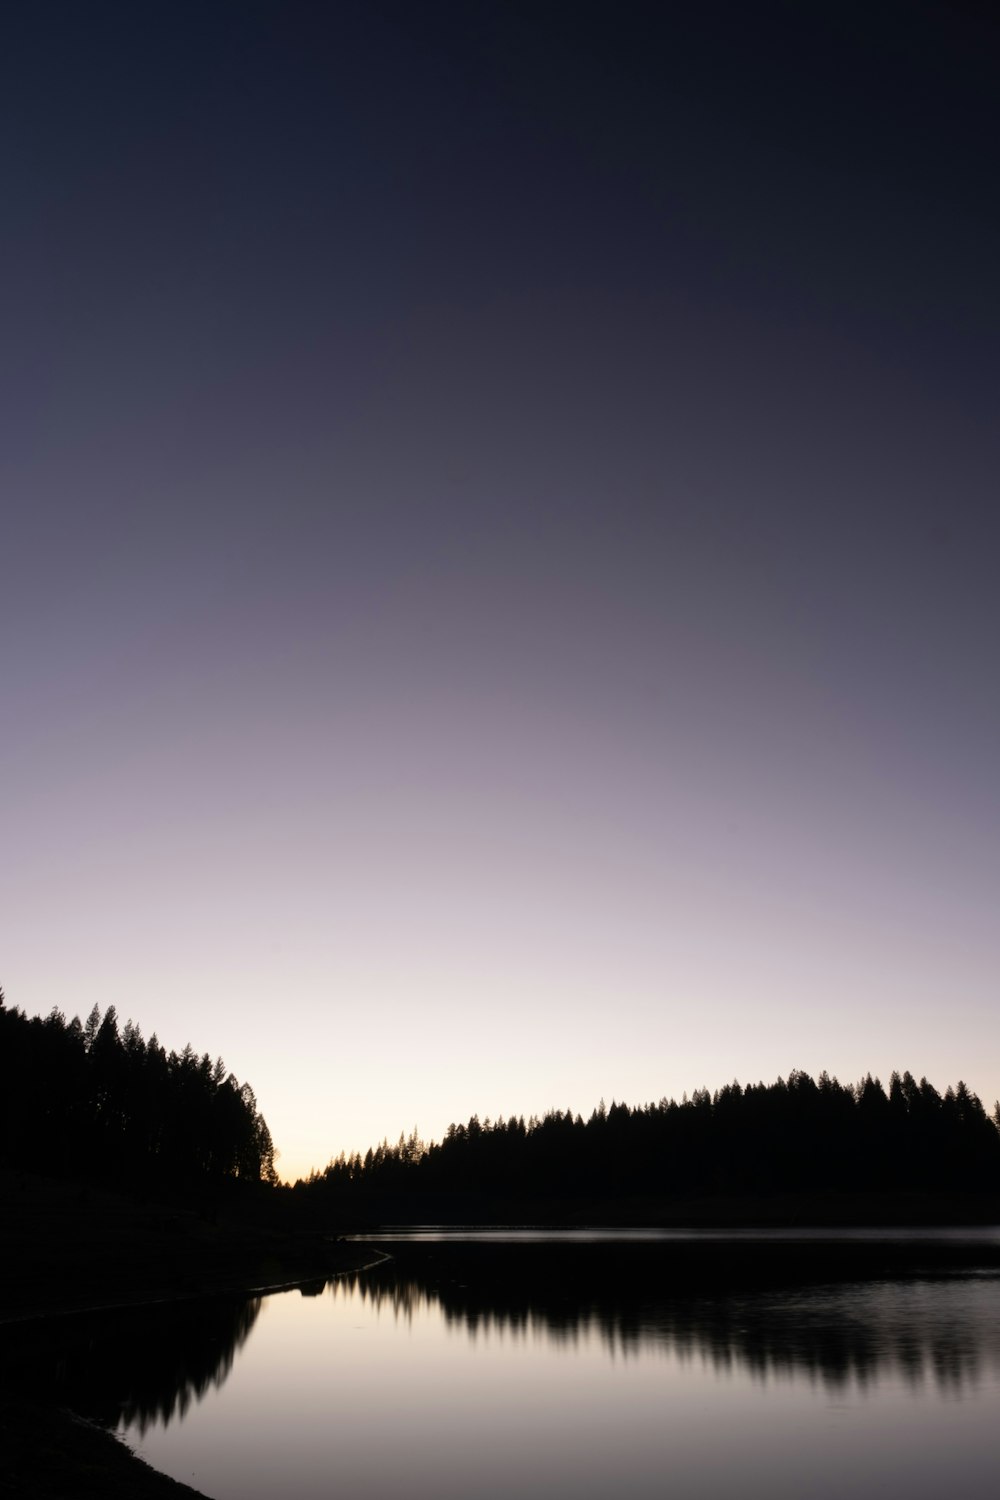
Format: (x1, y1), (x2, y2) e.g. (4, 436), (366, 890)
(0, 1399), (213, 1499)
(0, 1244), (391, 1329)
(0, 1244), (389, 1500)
(0, 1173), (389, 1498)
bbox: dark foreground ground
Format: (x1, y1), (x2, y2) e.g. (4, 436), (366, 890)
(0, 1173), (380, 1500)
(0, 1173), (381, 1324)
(0, 1399), (211, 1499)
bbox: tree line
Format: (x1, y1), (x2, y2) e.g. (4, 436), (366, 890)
(298, 1069), (1000, 1208)
(0, 989), (276, 1187)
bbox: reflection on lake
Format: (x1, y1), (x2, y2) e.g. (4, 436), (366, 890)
(13, 1234), (1000, 1500)
(340, 1264), (1000, 1394)
(2, 1294), (263, 1435)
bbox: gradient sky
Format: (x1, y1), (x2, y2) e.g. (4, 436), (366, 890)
(3, 1), (999, 1183)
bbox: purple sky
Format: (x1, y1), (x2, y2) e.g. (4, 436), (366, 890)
(3, 2), (999, 1181)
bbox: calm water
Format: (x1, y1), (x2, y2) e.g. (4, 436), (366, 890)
(26, 1232), (1000, 1500)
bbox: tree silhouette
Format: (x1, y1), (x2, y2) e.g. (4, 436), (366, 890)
(297, 1067), (1000, 1217)
(0, 989), (277, 1190)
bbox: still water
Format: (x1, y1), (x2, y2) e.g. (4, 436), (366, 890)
(102, 1232), (1000, 1500)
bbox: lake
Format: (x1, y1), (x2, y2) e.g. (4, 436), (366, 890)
(22, 1231), (1000, 1498)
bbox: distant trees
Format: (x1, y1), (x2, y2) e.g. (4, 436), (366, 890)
(0, 988), (277, 1188)
(297, 1069), (1000, 1211)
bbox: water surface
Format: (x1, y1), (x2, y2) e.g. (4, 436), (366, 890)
(105, 1231), (1000, 1500)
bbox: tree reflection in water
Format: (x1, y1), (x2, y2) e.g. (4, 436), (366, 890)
(325, 1255), (1000, 1397)
(1, 1293), (262, 1433)
(6, 1244), (1000, 1438)
(115, 1294), (263, 1433)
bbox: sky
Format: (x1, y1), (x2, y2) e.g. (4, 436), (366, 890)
(3, 1), (999, 1183)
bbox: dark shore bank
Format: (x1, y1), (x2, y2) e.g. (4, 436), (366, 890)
(0, 1399), (211, 1499)
(0, 1173), (380, 1499)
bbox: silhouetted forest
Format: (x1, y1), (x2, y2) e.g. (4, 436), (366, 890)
(5, 975), (998, 1216)
(297, 1070), (1000, 1213)
(0, 990), (276, 1187)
